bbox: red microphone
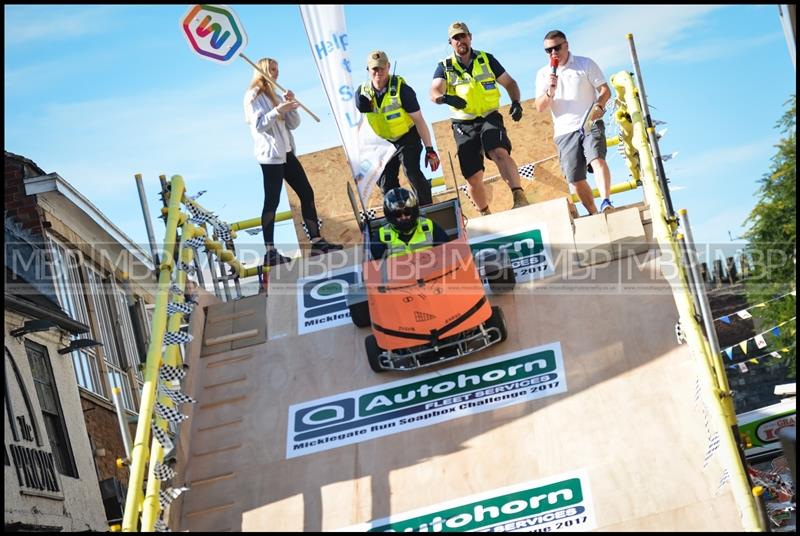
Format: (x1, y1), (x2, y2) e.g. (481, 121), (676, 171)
(550, 55), (559, 75)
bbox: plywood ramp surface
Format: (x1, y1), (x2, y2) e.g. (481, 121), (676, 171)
(175, 198), (742, 532)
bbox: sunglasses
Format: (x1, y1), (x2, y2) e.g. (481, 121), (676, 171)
(544, 42), (565, 54)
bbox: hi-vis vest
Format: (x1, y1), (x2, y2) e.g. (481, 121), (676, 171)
(378, 217), (434, 258)
(361, 76), (415, 141)
(441, 50), (501, 120)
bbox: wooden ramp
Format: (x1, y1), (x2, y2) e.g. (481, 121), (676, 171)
(172, 198), (744, 532)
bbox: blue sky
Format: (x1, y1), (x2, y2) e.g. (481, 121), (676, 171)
(5, 5), (796, 263)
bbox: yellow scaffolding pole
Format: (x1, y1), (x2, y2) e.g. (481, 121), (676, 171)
(122, 175), (186, 531)
(611, 61), (763, 531)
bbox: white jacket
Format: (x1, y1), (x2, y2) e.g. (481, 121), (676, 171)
(244, 88), (301, 164)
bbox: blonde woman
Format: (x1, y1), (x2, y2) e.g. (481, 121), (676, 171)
(244, 57), (342, 267)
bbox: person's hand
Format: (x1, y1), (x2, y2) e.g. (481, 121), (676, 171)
(276, 100), (300, 115)
(283, 90), (295, 102)
(589, 103), (605, 122)
(548, 73), (558, 93)
(437, 94), (467, 109)
(425, 146), (440, 172)
(509, 100), (523, 122)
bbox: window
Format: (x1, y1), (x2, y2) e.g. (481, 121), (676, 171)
(25, 339), (78, 477)
(48, 236), (104, 397)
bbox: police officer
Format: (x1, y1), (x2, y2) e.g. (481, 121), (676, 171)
(430, 22), (529, 216)
(357, 50), (440, 207)
(370, 187), (449, 260)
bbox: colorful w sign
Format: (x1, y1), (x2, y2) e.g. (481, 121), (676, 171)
(181, 4), (248, 64)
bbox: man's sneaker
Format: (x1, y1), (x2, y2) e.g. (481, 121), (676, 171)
(309, 237), (343, 256)
(511, 189), (529, 209)
(600, 198), (614, 214)
(264, 249), (291, 267)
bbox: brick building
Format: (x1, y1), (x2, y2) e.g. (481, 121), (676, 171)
(5, 151), (157, 528)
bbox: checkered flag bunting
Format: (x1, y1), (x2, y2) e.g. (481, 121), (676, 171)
(168, 283), (183, 295)
(167, 302), (195, 315)
(163, 330), (193, 346)
(518, 163), (535, 180)
(189, 190), (207, 200)
(159, 364), (187, 382)
(715, 468), (731, 495)
(154, 518), (171, 532)
(151, 422), (174, 452)
(155, 402), (189, 423)
(159, 486), (190, 508)
(153, 461), (177, 481)
(159, 385), (196, 405)
(359, 209), (378, 223)
(184, 236), (206, 250)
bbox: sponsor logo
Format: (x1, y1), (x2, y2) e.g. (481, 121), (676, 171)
(297, 266), (360, 334)
(469, 225), (554, 283)
(342, 470), (596, 532)
(286, 343), (566, 458)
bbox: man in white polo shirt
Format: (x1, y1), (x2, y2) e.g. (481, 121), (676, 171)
(535, 30), (614, 216)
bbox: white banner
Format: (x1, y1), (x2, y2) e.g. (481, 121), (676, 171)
(299, 4), (396, 204)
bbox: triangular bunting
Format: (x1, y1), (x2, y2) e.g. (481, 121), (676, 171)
(772, 326), (781, 337)
(770, 352), (781, 358)
(736, 310), (752, 319)
(738, 362), (748, 373)
(724, 347), (733, 361)
(739, 341), (748, 354)
(749, 358), (759, 364)
(754, 334), (767, 349)
(720, 316), (732, 325)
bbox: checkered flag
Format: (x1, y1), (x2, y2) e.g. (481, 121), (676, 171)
(159, 364), (187, 382)
(159, 385), (196, 405)
(212, 221), (232, 242)
(189, 213), (214, 225)
(675, 321), (685, 344)
(300, 219), (324, 240)
(184, 236), (206, 250)
(167, 302), (195, 315)
(153, 461), (177, 481)
(152, 422), (174, 452)
(189, 190), (207, 200)
(168, 283), (183, 295)
(159, 486), (190, 508)
(155, 402), (189, 423)
(703, 432), (720, 468)
(359, 209), (378, 223)
(518, 163), (535, 180)
(163, 330), (193, 346)
(177, 261), (196, 275)
(154, 518), (171, 532)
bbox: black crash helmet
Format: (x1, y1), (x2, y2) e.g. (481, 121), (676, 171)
(383, 187), (419, 233)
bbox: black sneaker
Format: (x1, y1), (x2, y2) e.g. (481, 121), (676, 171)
(309, 237), (343, 256)
(264, 249), (291, 267)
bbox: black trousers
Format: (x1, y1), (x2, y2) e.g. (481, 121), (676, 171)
(378, 128), (433, 206)
(260, 151), (320, 246)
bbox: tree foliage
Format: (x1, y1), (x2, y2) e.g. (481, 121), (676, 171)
(742, 95), (796, 378)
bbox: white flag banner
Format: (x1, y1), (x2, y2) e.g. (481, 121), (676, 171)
(299, 4), (396, 203)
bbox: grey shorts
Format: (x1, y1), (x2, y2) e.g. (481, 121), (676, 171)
(554, 120), (607, 183)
